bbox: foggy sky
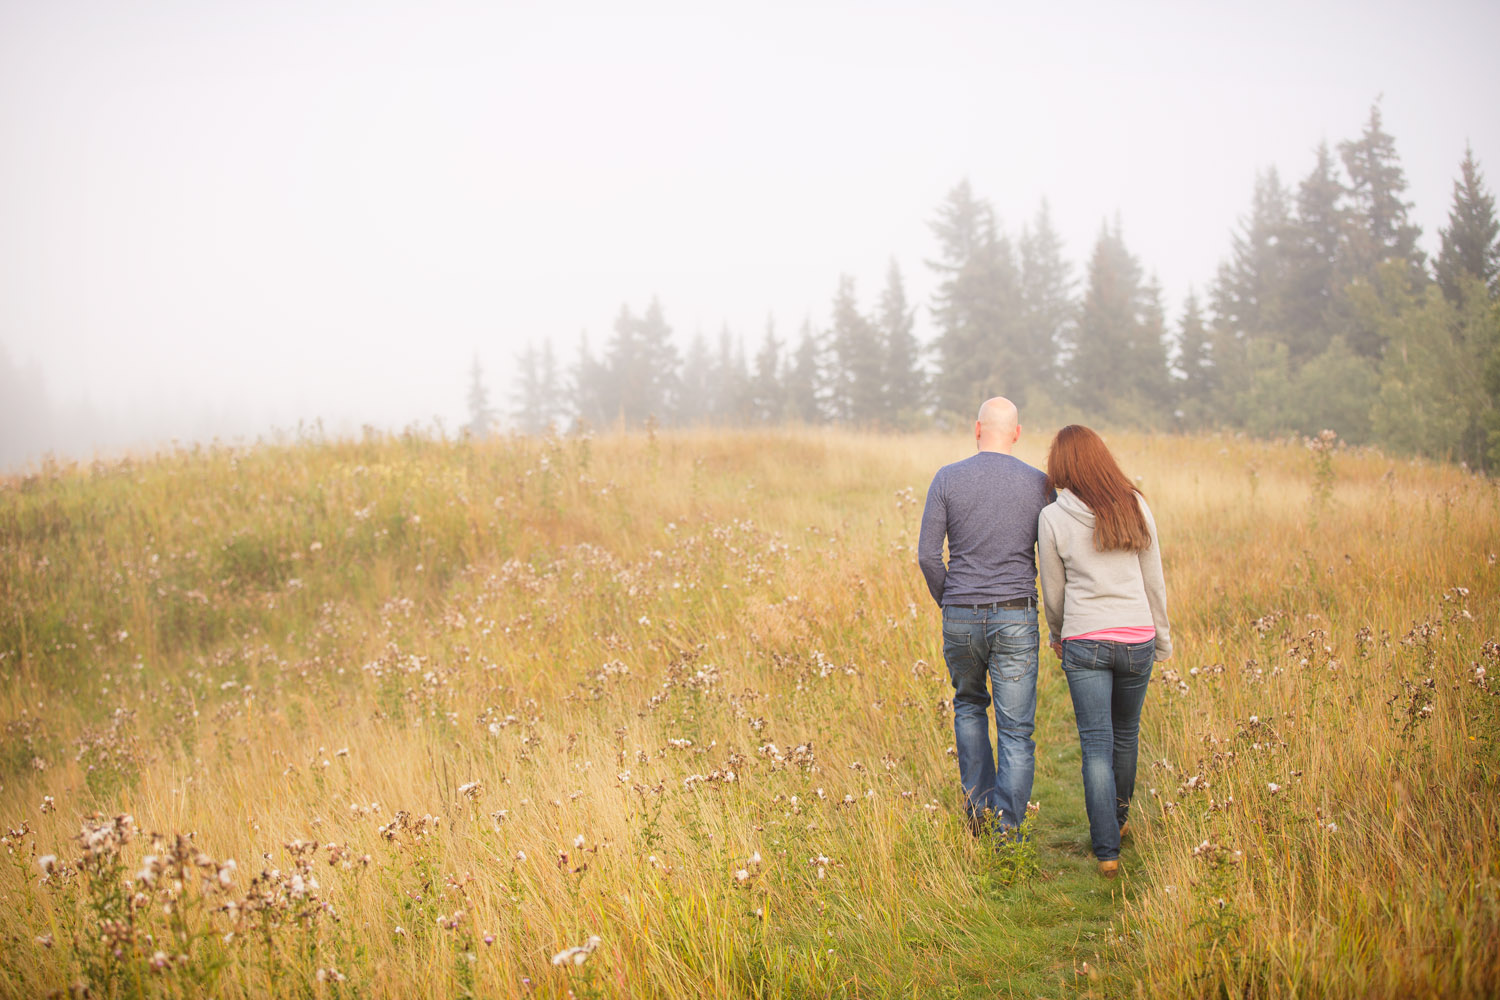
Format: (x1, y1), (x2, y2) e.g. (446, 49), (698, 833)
(3, 0), (1498, 465)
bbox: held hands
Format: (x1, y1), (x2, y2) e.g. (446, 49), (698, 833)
(1049, 640), (1063, 661)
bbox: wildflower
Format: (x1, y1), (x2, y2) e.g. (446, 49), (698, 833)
(749, 851), (762, 866)
(316, 968), (346, 983)
(37, 855), (57, 875)
(514, 851), (526, 862)
(573, 834), (585, 849)
(39, 796), (54, 814)
(394, 926), (407, 936)
(551, 935), (602, 967)
(735, 868), (750, 883)
(484, 933), (495, 946)
(1267, 782), (1282, 794)
(35, 934), (53, 948)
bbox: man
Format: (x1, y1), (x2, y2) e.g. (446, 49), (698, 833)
(918, 397), (1052, 836)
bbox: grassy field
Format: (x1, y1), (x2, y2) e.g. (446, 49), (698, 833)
(1, 426), (1497, 998)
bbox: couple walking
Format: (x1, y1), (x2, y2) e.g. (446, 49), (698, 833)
(917, 397), (1171, 878)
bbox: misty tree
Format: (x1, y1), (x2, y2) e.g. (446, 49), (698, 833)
(750, 318), (786, 425)
(927, 180), (1022, 417)
(825, 275), (884, 425)
(1282, 142), (1346, 363)
(1339, 103), (1425, 296)
(785, 318), (825, 424)
(1211, 168), (1293, 353)
(711, 324), (752, 424)
(1436, 145), (1500, 303)
(1368, 266), (1498, 467)
(1173, 292), (1217, 426)
(1018, 200), (1074, 404)
(570, 331), (610, 429)
(465, 353), (498, 437)
(1072, 220), (1172, 426)
(677, 330), (714, 426)
(595, 298), (681, 427)
(878, 259), (926, 427)
(513, 342), (567, 435)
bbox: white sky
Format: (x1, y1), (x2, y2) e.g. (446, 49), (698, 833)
(2, 0), (1498, 451)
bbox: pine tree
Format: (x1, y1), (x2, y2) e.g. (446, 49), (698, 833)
(709, 324), (752, 424)
(1073, 220), (1171, 426)
(1283, 142), (1345, 362)
(1018, 200), (1074, 403)
(678, 331), (714, 426)
(878, 260), (925, 425)
(1436, 145), (1500, 303)
(927, 180), (1021, 418)
(1173, 292), (1216, 426)
(570, 331), (608, 429)
(600, 299), (680, 427)
(1212, 168), (1293, 349)
(826, 275), (884, 425)
(513, 343), (546, 434)
(465, 353), (497, 437)
(785, 319), (825, 424)
(1339, 102), (1424, 282)
(537, 341), (567, 433)
(751, 318), (785, 425)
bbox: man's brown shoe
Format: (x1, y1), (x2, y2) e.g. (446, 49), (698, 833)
(1099, 859), (1120, 879)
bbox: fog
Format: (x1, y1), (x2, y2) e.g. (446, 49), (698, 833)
(2, 0), (1497, 469)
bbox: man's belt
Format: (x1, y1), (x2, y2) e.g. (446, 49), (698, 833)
(949, 597), (1035, 610)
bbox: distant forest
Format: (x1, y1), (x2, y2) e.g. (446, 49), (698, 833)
(486, 103), (1500, 472)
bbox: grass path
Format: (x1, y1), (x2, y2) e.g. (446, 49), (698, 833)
(907, 655), (1140, 999)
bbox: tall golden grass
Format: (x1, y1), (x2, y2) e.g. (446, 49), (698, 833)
(1, 427), (1496, 998)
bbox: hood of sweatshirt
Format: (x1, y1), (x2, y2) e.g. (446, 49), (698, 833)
(1054, 488), (1096, 527)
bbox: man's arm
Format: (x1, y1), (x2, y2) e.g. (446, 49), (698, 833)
(916, 474), (948, 607)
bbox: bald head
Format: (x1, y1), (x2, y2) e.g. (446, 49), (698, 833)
(975, 397), (1021, 453)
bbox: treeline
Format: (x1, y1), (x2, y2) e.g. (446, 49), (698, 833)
(483, 103), (1500, 470)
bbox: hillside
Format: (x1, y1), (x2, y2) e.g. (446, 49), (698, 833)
(2, 428), (1497, 998)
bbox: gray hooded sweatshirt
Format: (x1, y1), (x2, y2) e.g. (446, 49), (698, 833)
(1037, 488), (1172, 661)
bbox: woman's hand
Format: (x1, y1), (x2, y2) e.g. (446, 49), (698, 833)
(1049, 640), (1063, 660)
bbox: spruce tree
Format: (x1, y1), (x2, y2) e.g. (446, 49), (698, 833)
(465, 353), (497, 437)
(1073, 220), (1171, 426)
(1436, 145), (1500, 303)
(711, 324), (751, 424)
(826, 275), (884, 425)
(677, 331), (714, 426)
(785, 319), (825, 424)
(878, 259), (925, 425)
(1018, 200), (1074, 404)
(1212, 168), (1293, 350)
(1339, 102), (1424, 283)
(927, 180), (1021, 418)
(1173, 292), (1216, 426)
(1284, 144), (1345, 362)
(569, 331), (608, 430)
(751, 318), (785, 425)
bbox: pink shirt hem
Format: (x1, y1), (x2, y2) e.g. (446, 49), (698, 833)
(1065, 626), (1156, 643)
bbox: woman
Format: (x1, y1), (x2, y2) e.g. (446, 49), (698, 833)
(1037, 425), (1171, 879)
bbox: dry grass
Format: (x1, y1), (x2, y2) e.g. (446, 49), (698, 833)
(1, 426), (1497, 998)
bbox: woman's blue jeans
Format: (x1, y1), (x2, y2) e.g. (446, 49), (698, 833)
(941, 604), (1038, 833)
(1060, 637), (1154, 861)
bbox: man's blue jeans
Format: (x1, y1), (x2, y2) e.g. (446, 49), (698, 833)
(1060, 637), (1155, 861)
(941, 604), (1038, 832)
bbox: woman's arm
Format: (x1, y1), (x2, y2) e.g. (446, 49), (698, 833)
(1037, 512), (1066, 653)
(1137, 497), (1172, 661)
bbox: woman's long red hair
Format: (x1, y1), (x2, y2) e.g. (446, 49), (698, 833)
(1045, 425), (1151, 552)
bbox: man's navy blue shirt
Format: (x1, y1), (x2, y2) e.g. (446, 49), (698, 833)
(917, 451), (1053, 607)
